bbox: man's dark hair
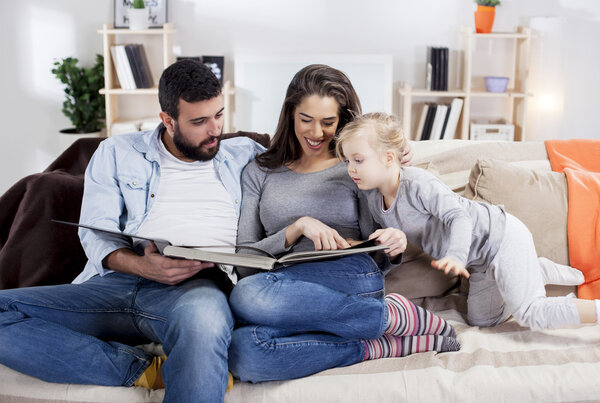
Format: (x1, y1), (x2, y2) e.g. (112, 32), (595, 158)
(158, 59), (222, 120)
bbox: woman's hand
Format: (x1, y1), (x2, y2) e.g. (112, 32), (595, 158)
(345, 238), (362, 247)
(431, 257), (470, 278)
(368, 228), (407, 258)
(287, 217), (350, 250)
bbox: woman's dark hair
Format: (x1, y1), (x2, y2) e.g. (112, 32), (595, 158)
(255, 64), (362, 169)
(158, 59), (222, 120)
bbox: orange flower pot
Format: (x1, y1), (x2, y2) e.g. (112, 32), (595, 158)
(474, 5), (495, 33)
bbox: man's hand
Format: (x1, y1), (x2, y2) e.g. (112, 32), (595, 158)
(287, 216), (350, 250)
(431, 256), (470, 279)
(368, 228), (407, 258)
(104, 243), (214, 285)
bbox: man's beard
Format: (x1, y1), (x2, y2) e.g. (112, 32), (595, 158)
(172, 124), (220, 161)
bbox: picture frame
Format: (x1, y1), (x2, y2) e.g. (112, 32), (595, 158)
(114, 0), (168, 29)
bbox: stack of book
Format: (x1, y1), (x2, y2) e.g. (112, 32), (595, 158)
(414, 98), (463, 141)
(110, 44), (154, 90)
(425, 46), (449, 91)
(111, 117), (162, 135)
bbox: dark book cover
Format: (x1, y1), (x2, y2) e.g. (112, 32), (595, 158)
(431, 47), (440, 91)
(137, 45), (154, 88)
(440, 47), (449, 91)
(439, 102), (451, 139)
(124, 44), (144, 88)
(421, 103), (437, 141)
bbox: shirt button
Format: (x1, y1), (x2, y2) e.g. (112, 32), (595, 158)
(132, 181), (137, 186)
(151, 194), (155, 198)
(235, 199), (239, 204)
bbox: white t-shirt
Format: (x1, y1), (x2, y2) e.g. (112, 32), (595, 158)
(136, 139), (238, 279)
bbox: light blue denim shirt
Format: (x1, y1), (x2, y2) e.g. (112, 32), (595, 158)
(73, 124), (265, 284)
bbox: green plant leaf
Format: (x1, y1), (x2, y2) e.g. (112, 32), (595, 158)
(475, 0), (500, 6)
(51, 54), (105, 133)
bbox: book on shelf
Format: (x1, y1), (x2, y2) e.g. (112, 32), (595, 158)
(429, 104), (449, 140)
(442, 98), (463, 140)
(414, 103), (430, 141)
(111, 120), (140, 135)
(433, 47), (441, 91)
(414, 98), (463, 141)
(110, 46), (127, 89)
(137, 45), (154, 88)
(111, 117), (162, 135)
(140, 117), (161, 131)
(440, 105), (450, 140)
(425, 47), (433, 91)
(420, 103), (437, 141)
(52, 220), (387, 271)
(426, 46), (449, 91)
(110, 45), (136, 90)
(125, 44), (153, 89)
(440, 47), (448, 91)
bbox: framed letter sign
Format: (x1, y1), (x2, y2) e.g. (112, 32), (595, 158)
(114, 0), (168, 28)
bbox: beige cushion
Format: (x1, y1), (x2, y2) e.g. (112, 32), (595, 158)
(385, 242), (459, 299)
(412, 140), (548, 175)
(463, 159), (569, 266)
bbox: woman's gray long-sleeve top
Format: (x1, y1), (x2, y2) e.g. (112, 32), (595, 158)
(236, 160), (378, 278)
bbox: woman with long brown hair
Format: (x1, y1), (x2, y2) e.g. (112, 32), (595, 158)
(228, 64), (459, 383)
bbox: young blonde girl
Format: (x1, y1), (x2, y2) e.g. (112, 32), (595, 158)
(336, 112), (600, 330)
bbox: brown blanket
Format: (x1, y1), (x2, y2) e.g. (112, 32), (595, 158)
(0, 131), (270, 290)
(0, 138), (104, 289)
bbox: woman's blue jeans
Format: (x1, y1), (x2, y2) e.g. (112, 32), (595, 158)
(0, 272), (233, 403)
(229, 253), (387, 383)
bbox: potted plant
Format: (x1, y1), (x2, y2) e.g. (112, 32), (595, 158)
(474, 0), (500, 33)
(51, 55), (105, 149)
(128, 0), (148, 30)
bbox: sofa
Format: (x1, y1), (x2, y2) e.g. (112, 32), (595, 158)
(1, 137), (599, 402)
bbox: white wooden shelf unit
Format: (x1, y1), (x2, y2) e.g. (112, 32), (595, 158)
(98, 22), (234, 135)
(399, 26), (532, 141)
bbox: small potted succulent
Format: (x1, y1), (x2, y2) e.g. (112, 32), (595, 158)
(128, 0), (148, 30)
(474, 0), (501, 33)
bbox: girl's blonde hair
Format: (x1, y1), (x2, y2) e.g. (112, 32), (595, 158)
(335, 112), (407, 161)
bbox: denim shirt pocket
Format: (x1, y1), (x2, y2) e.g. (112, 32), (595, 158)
(117, 175), (149, 219)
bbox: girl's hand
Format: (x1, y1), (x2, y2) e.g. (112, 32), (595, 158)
(431, 257), (470, 279)
(400, 142), (414, 166)
(368, 228), (407, 258)
(294, 216), (350, 250)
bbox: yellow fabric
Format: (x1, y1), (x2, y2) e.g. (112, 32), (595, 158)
(227, 371), (234, 392)
(133, 355), (166, 389)
(133, 355), (233, 393)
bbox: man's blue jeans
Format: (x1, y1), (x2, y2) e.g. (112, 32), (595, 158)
(229, 253), (387, 382)
(0, 272), (233, 402)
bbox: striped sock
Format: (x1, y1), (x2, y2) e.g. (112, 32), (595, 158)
(362, 334), (461, 360)
(385, 293), (456, 338)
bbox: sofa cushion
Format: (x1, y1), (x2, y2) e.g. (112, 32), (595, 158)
(385, 242), (459, 298)
(463, 159), (569, 266)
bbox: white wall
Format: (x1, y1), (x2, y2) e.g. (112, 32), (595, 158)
(1, 0), (599, 194)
